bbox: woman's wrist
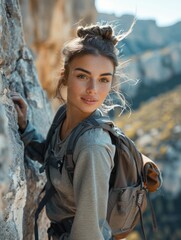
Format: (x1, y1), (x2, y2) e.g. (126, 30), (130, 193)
(19, 121), (28, 134)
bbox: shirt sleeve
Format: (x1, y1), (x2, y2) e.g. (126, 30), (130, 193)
(20, 121), (46, 164)
(61, 143), (114, 240)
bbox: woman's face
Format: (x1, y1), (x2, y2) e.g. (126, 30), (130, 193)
(65, 54), (114, 118)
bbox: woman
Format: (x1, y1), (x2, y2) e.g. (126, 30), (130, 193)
(12, 24), (131, 240)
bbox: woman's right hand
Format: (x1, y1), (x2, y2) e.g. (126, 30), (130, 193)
(11, 92), (28, 132)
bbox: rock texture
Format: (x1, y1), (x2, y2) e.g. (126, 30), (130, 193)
(0, 1), (52, 239)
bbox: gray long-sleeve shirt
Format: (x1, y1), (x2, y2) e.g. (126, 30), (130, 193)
(21, 116), (116, 240)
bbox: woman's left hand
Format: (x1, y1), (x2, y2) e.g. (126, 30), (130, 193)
(11, 92), (28, 132)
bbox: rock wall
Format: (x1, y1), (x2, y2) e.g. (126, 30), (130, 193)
(0, 1), (52, 239)
(19, 0), (96, 97)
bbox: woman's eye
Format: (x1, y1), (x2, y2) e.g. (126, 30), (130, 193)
(77, 74), (88, 80)
(100, 78), (110, 83)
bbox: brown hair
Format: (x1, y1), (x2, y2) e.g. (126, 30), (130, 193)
(55, 23), (133, 112)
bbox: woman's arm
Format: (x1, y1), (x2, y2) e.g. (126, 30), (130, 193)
(71, 144), (114, 240)
(20, 122), (46, 164)
(11, 92), (46, 164)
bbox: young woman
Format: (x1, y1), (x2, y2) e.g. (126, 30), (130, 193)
(12, 24), (131, 240)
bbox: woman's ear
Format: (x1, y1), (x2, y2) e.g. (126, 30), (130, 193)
(60, 68), (67, 86)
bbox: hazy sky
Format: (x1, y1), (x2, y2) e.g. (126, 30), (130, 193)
(95, 0), (181, 26)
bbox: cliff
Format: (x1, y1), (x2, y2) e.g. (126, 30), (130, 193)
(0, 1), (52, 239)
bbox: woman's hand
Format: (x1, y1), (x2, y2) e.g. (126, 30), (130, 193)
(11, 92), (28, 132)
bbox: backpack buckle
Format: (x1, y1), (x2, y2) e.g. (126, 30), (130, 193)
(39, 165), (45, 173)
(57, 160), (63, 174)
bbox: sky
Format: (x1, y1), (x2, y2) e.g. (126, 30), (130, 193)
(95, 0), (181, 27)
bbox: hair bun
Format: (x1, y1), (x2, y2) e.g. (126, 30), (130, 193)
(77, 25), (119, 45)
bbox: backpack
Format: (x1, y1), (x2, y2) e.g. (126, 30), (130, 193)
(35, 105), (162, 240)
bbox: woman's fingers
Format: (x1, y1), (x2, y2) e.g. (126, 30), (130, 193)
(11, 93), (27, 113)
(10, 92), (28, 131)
(12, 96), (27, 111)
(14, 102), (23, 116)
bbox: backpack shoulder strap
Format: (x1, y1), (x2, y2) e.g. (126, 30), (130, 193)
(46, 104), (66, 145)
(39, 104), (66, 173)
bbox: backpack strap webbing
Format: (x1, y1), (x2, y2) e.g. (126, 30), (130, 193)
(34, 185), (55, 240)
(39, 104), (66, 173)
(46, 104), (66, 147)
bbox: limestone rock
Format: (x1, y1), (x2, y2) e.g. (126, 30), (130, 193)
(0, 1), (52, 239)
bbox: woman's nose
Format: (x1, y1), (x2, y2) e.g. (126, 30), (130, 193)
(86, 79), (97, 94)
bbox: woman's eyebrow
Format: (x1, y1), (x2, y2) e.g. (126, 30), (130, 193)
(74, 67), (90, 74)
(74, 67), (113, 76)
(100, 73), (113, 76)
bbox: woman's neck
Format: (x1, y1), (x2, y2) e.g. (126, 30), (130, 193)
(60, 106), (93, 140)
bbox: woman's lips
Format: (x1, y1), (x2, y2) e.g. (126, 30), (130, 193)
(81, 97), (98, 105)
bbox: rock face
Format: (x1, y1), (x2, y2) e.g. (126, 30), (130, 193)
(19, 0), (96, 97)
(0, 1), (52, 239)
